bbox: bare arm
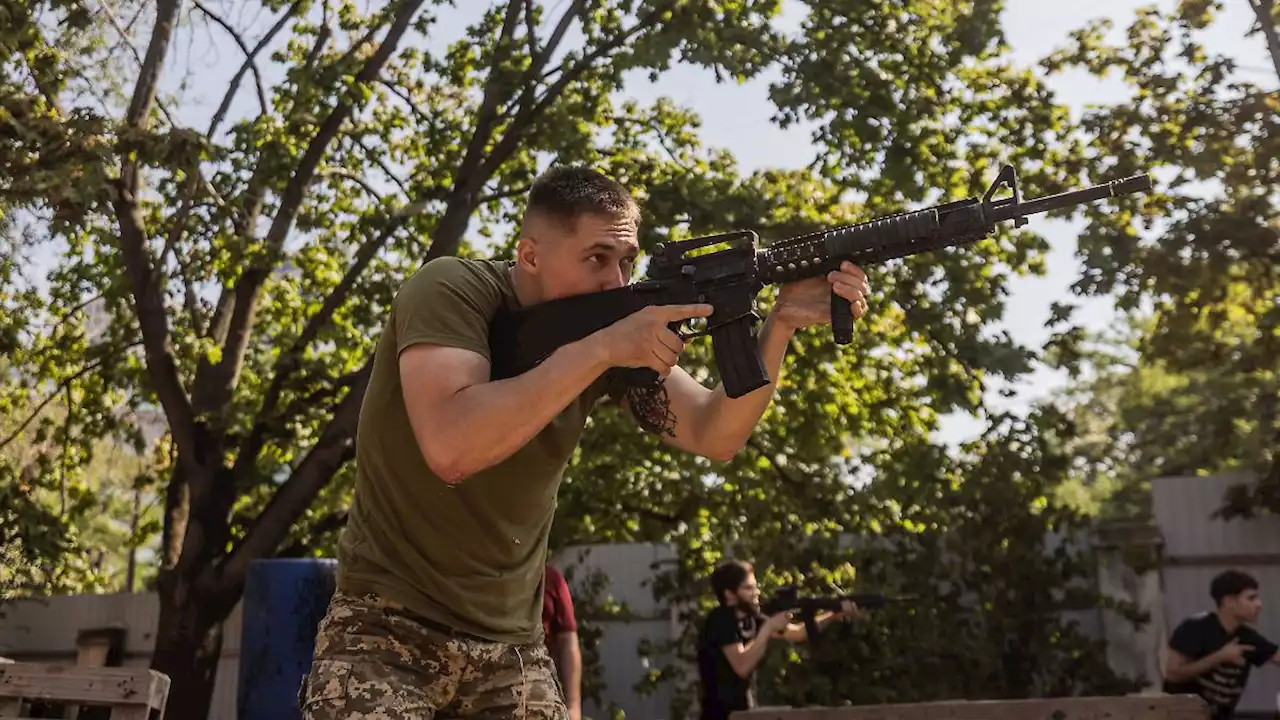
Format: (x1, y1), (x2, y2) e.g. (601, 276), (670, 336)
(779, 611), (842, 644)
(401, 338), (608, 483)
(635, 265), (870, 461)
(402, 300), (717, 482)
(721, 632), (777, 679)
(1165, 646), (1235, 684)
(641, 313), (795, 461)
(550, 631), (582, 717)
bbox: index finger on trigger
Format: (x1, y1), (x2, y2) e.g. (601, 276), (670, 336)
(663, 303), (714, 319)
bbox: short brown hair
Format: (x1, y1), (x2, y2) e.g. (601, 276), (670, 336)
(710, 560), (754, 605)
(522, 165), (640, 233)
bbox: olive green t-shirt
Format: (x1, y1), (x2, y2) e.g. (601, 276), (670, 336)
(336, 256), (617, 644)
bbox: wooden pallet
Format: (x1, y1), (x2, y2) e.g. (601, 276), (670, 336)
(0, 663), (169, 720)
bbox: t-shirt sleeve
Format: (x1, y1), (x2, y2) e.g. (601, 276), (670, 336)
(1169, 618), (1203, 658)
(706, 608), (742, 650)
(392, 257), (505, 361)
(545, 567), (578, 635)
(1240, 627), (1280, 666)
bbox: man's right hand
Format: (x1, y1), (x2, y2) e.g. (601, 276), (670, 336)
(1216, 638), (1255, 665)
(764, 610), (793, 635)
(592, 303), (714, 377)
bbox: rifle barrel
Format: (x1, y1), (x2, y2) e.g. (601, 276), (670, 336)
(990, 173), (1152, 223)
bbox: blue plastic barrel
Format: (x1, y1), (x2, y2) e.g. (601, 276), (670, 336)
(237, 558), (337, 720)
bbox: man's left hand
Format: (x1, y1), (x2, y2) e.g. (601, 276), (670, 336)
(772, 261), (871, 331)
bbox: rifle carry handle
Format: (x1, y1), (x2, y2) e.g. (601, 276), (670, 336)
(831, 292), (855, 345)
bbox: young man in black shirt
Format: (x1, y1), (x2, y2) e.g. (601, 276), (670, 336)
(695, 560), (858, 720)
(1164, 569), (1280, 719)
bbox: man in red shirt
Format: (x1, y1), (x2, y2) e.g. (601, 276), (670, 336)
(544, 564), (582, 720)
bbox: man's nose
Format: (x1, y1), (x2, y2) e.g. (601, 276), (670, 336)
(601, 264), (627, 290)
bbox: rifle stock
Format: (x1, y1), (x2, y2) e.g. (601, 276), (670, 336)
(488, 165), (1152, 400)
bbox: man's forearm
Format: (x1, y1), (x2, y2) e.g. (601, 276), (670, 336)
(557, 638), (582, 711)
(733, 632), (776, 677)
(414, 338), (608, 482)
(1166, 653), (1223, 683)
(691, 313), (796, 457)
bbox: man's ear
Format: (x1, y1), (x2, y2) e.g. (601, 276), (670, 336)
(515, 234), (539, 274)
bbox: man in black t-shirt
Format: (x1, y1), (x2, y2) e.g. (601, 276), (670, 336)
(695, 560), (857, 720)
(1164, 569), (1280, 719)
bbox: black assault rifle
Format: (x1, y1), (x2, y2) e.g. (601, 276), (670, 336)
(488, 165), (1152, 399)
(760, 585), (912, 647)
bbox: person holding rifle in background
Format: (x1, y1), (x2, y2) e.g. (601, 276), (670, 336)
(1164, 570), (1280, 720)
(696, 560), (858, 720)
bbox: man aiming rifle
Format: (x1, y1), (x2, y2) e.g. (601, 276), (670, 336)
(696, 561), (860, 720)
(297, 165), (873, 720)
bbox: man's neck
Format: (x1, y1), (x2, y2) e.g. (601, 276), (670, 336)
(509, 263), (540, 308)
(1216, 609), (1241, 633)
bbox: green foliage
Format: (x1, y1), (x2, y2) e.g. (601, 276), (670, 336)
(1, 0), (1149, 713)
(564, 408), (1142, 716)
(0, 363), (163, 602)
(1040, 0), (1279, 519)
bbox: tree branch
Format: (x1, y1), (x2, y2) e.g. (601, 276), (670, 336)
(113, 0), (203, 473)
(231, 216), (407, 476)
(745, 437), (805, 489)
(319, 165), (385, 202)
(273, 509), (349, 558)
(304, 0), (334, 73)
(530, 0), (583, 85)
(190, 0), (269, 116)
(446, 0), (526, 198)
(411, 0), (585, 262)
(0, 354), (116, 452)
(206, 0), (300, 138)
(100, 0), (180, 128)
(1247, 0), (1280, 84)
(481, 1), (674, 180)
(193, 0), (305, 344)
(215, 361), (373, 594)
(196, 0), (425, 418)
(523, 0), (540, 58)
(477, 182), (533, 205)
(353, 136), (409, 196)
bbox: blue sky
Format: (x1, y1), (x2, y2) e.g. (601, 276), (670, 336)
(31, 0), (1277, 447)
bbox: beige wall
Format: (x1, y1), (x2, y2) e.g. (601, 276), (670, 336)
(0, 592), (244, 720)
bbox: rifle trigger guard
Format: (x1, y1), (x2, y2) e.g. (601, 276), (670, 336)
(681, 311), (759, 341)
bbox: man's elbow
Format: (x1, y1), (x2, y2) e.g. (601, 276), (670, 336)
(416, 438), (473, 485)
(702, 446), (739, 463)
(694, 435), (746, 463)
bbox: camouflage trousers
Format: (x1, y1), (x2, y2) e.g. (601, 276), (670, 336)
(299, 590), (569, 720)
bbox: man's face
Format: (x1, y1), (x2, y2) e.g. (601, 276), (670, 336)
(729, 572), (761, 614)
(518, 211), (639, 303)
(1225, 589), (1263, 623)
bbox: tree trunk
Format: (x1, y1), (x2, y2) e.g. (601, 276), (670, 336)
(150, 584), (227, 720)
(1251, 0), (1280, 84)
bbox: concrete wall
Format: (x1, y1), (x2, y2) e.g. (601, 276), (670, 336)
(0, 591), (244, 719)
(1152, 473), (1280, 718)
